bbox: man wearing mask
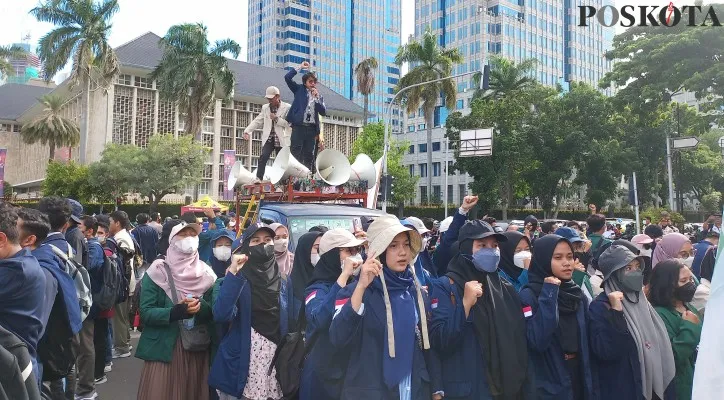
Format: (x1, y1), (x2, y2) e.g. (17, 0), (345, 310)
(244, 86), (291, 180)
(109, 211), (136, 359)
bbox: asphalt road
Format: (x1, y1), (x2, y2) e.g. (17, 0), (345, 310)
(96, 331), (142, 400)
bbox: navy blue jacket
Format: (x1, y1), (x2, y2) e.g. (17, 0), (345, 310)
(588, 293), (675, 400)
(519, 284), (598, 400)
(329, 280), (440, 400)
(691, 240), (714, 279)
(300, 281), (348, 400)
(433, 211), (467, 276)
(86, 238), (106, 318)
(132, 224), (159, 265)
(209, 271), (289, 398)
(37, 234), (83, 334)
(284, 68), (327, 133)
(429, 277), (495, 399)
(285, 278), (303, 330)
(0, 248), (47, 362)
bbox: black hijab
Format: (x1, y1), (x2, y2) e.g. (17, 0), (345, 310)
(235, 226), (281, 344)
(309, 248), (342, 286)
(499, 231), (528, 280)
(289, 232), (323, 302)
(446, 237), (528, 398)
(156, 219), (183, 257)
(525, 234), (583, 353)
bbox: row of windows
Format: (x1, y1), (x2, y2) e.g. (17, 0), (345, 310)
(279, 19), (310, 30)
(279, 30), (309, 42)
(278, 55), (307, 64)
(283, 6), (310, 19)
(408, 141), (446, 154)
(277, 43), (310, 54)
(408, 161), (454, 178)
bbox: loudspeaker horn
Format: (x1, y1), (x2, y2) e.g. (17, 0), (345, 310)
(348, 154), (377, 183)
(266, 146), (310, 184)
(315, 149), (351, 186)
(227, 162), (257, 191)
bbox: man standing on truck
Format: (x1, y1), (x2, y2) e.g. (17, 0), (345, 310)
(243, 86), (291, 180)
(285, 61), (327, 171)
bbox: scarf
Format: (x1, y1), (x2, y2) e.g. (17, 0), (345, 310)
(239, 239), (281, 344)
(269, 223), (294, 278)
(651, 233), (688, 269)
(447, 240), (528, 398)
(289, 232), (323, 302)
(371, 265), (417, 390)
(525, 235), (583, 352)
(499, 231), (528, 281)
(209, 232), (234, 279)
(146, 235), (216, 302)
(309, 249), (343, 285)
(605, 272), (676, 399)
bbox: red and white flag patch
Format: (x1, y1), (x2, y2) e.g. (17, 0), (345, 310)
(333, 298), (349, 319)
(305, 290), (318, 305)
(522, 306), (533, 318)
(431, 298), (439, 309)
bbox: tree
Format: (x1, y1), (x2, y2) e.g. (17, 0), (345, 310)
(43, 160), (93, 203)
(354, 57), (378, 125)
(88, 143), (140, 205)
(473, 56), (537, 101)
(395, 27), (462, 203)
(350, 122), (417, 206)
(150, 23), (240, 137)
(31, 0), (121, 163)
(678, 143), (724, 203)
(700, 191), (722, 213)
(21, 94), (80, 161)
(0, 45), (27, 79)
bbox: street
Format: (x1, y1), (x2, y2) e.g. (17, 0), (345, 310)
(96, 332), (141, 400)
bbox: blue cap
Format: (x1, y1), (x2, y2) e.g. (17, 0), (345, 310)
(67, 199), (83, 223)
(233, 222), (274, 253)
(554, 226), (584, 243)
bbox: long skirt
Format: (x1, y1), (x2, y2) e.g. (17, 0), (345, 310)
(137, 337), (209, 400)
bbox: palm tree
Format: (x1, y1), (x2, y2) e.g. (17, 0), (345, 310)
(395, 27), (462, 204)
(31, 0), (121, 164)
(150, 23), (241, 137)
(21, 94), (81, 161)
(473, 56), (537, 101)
(355, 57), (378, 125)
(0, 45), (27, 79)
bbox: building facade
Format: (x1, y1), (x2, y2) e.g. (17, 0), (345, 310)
(403, 0), (615, 206)
(3, 42), (42, 84)
(247, 0), (403, 127)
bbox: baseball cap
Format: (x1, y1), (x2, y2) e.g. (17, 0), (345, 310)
(265, 86), (280, 99)
(170, 222), (202, 241)
(439, 216), (454, 233)
(631, 234), (654, 245)
(458, 220), (507, 244)
(403, 217), (430, 235)
(67, 199), (83, 224)
(554, 226), (584, 243)
(319, 228), (367, 256)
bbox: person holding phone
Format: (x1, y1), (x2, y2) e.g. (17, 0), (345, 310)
(285, 61), (327, 171)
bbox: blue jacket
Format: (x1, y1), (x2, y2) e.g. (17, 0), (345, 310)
(285, 278), (303, 330)
(199, 218), (228, 263)
(300, 281), (348, 400)
(691, 240), (714, 279)
(498, 268), (529, 292)
(37, 234), (83, 334)
(519, 284), (597, 400)
(429, 277), (494, 399)
(433, 211), (467, 276)
(329, 281), (439, 400)
(0, 248), (47, 362)
(209, 271), (289, 397)
(86, 238), (106, 318)
(132, 224), (159, 265)
(588, 293), (675, 400)
(284, 68), (327, 133)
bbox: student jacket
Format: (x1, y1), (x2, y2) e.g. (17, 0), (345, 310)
(284, 68), (327, 133)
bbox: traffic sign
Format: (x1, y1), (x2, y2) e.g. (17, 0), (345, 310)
(672, 136), (700, 149)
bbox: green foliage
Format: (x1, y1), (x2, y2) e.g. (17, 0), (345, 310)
(350, 122), (417, 205)
(678, 142), (724, 202)
(21, 94), (80, 160)
(473, 57), (537, 101)
(641, 207), (686, 227)
(355, 57), (378, 124)
(43, 161), (109, 204)
(700, 192), (722, 213)
(0, 45), (26, 79)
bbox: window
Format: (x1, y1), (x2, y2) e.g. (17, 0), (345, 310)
(459, 184), (466, 201)
(432, 142), (441, 151)
(447, 160), (454, 174)
(408, 125), (415, 132)
(409, 165), (415, 176)
(433, 162), (441, 177)
(409, 145), (415, 154)
(419, 163), (428, 178)
(418, 143), (428, 153)
(447, 185), (454, 203)
(456, 99), (464, 110)
(433, 186), (441, 201)
(418, 124), (426, 131)
(420, 186), (428, 204)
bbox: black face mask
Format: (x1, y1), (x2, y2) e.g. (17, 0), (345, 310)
(674, 281), (697, 303)
(246, 243), (275, 263)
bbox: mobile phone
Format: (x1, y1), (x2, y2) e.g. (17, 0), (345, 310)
(352, 218), (362, 232)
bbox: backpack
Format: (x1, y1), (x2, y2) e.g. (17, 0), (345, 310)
(90, 241), (122, 311)
(47, 244), (92, 321)
(37, 288), (76, 381)
(0, 325), (41, 400)
(104, 238), (130, 304)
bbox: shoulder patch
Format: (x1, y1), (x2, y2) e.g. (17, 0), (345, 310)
(305, 290), (318, 305)
(522, 305), (533, 318)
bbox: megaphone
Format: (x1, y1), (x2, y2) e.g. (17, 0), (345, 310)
(266, 146), (310, 184)
(315, 149), (351, 186)
(348, 154), (377, 183)
(227, 162), (257, 191)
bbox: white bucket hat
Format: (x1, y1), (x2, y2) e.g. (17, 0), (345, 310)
(318, 228), (367, 255)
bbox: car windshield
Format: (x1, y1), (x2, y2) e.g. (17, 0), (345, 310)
(288, 217), (356, 249)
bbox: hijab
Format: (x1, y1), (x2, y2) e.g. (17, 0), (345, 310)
(289, 231), (323, 302)
(269, 223), (294, 278)
(235, 228), (281, 344)
(156, 219), (183, 257)
(147, 231), (217, 302)
(309, 248), (342, 285)
(499, 231), (528, 280)
(446, 237), (529, 398)
(651, 233), (688, 269)
(209, 231), (234, 279)
(602, 249), (676, 400)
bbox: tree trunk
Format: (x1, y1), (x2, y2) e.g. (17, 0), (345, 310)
(80, 77), (90, 164)
(48, 142), (56, 162)
(363, 94), (369, 126)
(426, 112), (433, 205)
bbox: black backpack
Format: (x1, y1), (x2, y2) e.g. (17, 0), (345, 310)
(91, 241), (122, 311)
(37, 287), (76, 381)
(105, 238), (130, 304)
(0, 325), (40, 400)
(268, 304), (317, 399)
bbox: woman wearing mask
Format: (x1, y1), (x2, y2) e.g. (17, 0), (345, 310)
(269, 223), (294, 279)
(648, 260), (702, 400)
(209, 231), (234, 278)
(330, 215), (438, 399)
(497, 230), (531, 291)
(589, 245), (675, 400)
(287, 232), (323, 329)
(631, 234), (654, 285)
(430, 220), (530, 399)
(300, 229), (366, 400)
(136, 222), (217, 400)
(520, 235), (597, 400)
(209, 224), (287, 400)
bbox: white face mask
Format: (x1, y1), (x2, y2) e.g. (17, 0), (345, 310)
(213, 246), (232, 262)
(310, 253), (320, 266)
(513, 250), (532, 269)
(344, 254), (364, 276)
(682, 256), (694, 268)
(639, 248), (652, 258)
(174, 236), (199, 254)
(274, 238), (289, 253)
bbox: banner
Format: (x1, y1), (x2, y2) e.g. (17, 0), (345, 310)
(223, 150), (235, 200)
(0, 148), (5, 198)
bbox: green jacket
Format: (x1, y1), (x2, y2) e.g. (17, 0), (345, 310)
(654, 304), (703, 400)
(135, 274), (214, 363)
(588, 233), (611, 254)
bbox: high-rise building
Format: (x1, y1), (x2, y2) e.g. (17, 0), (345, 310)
(247, 0), (403, 126)
(403, 0), (615, 206)
(4, 42), (41, 85)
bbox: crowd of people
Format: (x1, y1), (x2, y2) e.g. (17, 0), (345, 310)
(0, 194), (718, 400)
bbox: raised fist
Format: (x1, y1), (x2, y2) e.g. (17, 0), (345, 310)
(230, 254), (248, 275)
(544, 276), (561, 286)
(608, 291), (624, 311)
(463, 280), (484, 308)
(461, 195), (479, 212)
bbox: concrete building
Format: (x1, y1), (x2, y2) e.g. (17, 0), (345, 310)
(247, 0), (403, 127)
(2, 32), (364, 200)
(402, 0), (615, 205)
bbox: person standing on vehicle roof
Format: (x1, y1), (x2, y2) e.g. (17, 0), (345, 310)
(285, 61), (327, 171)
(243, 86), (291, 180)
